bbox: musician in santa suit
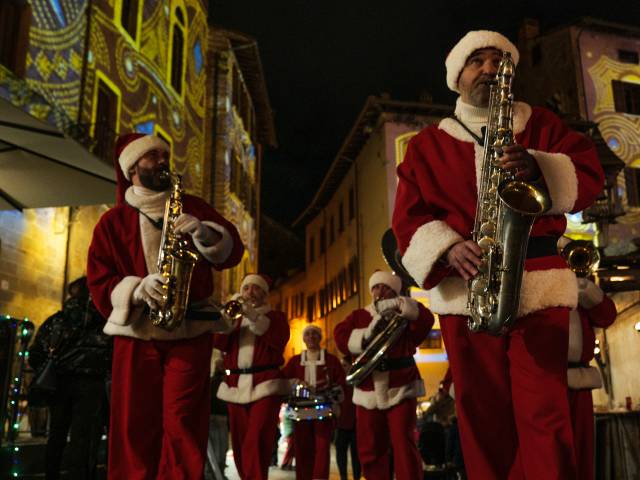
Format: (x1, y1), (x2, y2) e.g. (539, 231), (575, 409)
(334, 270), (434, 480)
(213, 273), (290, 480)
(87, 133), (244, 479)
(282, 324), (346, 480)
(392, 30), (605, 479)
(559, 240), (617, 480)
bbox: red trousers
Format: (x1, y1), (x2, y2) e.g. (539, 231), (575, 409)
(440, 307), (577, 480)
(108, 333), (213, 480)
(227, 395), (281, 480)
(293, 419), (333, 480)
(569, 389), (595, 480)
(355, 398), (422, 480)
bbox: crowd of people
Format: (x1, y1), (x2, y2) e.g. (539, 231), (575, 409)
(20, 27), (617, 480)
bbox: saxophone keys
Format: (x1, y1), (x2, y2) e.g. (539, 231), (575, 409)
(471, 277), (488, 295)
(479, 221), (495, 237)
(477, 236), (495, 252)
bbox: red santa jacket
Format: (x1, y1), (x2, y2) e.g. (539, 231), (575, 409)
(334, 299), (433, 410)
(214, 305), (290, 404)
(392, 103), (604, 317)
(87, 193), (244, 340)
(282, 349), (346, 394)
(567, 279), (617, 389)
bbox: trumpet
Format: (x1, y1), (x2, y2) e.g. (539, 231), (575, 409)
(561, 240), (600, 278)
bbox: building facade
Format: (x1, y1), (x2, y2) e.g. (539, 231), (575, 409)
(517, 18), (640, 408)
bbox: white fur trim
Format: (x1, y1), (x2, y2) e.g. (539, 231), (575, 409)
(347, 328), (368, 355)
(567, 366), (602, 390)
(119, 135), (170, 180)
(193, 221), (234, 264)
(369, 271), (402, 295)
(352, 373), (425, 410)
(528, 150), (578, 215)
(568, 309), (583, 362)
(107, 276), (143, 326)
(577, 279), (605, 309)
(446, 30), (520, 93)
(402, 221), (463, 288)
(217, 378), (288, 404)
(240, 274), (269, 294)
(427, 268), (578, 317)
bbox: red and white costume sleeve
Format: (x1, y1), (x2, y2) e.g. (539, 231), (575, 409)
(333, 299), (434, 409)
(213, 305), (290, 403)
(392, 103), (605, 316)
(282, 349), (346, 392)
(567, 279), (617, 389)
(87, 190), (244, 340)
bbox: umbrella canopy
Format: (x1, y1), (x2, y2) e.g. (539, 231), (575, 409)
(0, 97), (116, 210)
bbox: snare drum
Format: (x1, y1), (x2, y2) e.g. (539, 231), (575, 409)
(285, 383), (335, 421)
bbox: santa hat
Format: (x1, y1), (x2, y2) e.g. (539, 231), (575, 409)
(115, 133), (170, 180)
(368, 270), (402, 295)
(445, 30), (519, 93)
(240, 273), (271, 294)
(302, 324), (323, 338)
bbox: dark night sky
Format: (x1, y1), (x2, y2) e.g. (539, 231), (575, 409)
(210, 1), (640, 227)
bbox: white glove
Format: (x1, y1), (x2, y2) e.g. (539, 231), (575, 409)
(376, 298), (400, 313)
(174, 214), (213, 243)
(132, 273), (167, 309)
(397, 296), (420, 320)
(242, 302), (259, 322)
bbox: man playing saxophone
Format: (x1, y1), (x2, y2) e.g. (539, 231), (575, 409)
(334, 270), (433, 480)
(87, 133), (244, 479)
(392, 30), (605, 479)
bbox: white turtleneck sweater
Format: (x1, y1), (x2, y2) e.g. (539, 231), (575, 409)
(454, 97), (488, 139)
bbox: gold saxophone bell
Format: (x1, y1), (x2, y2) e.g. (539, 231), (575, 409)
(562, 240), (601, 278)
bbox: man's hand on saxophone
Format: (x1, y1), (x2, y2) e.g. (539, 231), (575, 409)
(446, 240), (483, 281)
(132, 273), (168, 309)
(173, 213), (222, 245)
(497, 144), (541, 181)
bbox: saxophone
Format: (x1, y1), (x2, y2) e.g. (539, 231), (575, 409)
(150, 173), (199, 331)
(467, 52), (550, 335)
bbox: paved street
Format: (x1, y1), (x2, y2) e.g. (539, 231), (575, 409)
(224, 437), (346, 480)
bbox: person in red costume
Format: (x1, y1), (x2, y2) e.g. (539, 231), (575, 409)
(87, 133), (244, 479)
(334, 270), (434, 480)
(213, 273), (290, 480)
(282, 324), (346, 480)
(392, 30), (605, 480)
(559, 239), (618, 480)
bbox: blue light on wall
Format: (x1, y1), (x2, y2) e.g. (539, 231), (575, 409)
(193, 40), (203, 75)
(135, 121), (155, 135)
(49, 0), (66, 26)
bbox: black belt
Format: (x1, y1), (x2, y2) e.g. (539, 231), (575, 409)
(225, 364), (281, 375)
(568, 361), (589, 369)
(376, 356), (415, 372)
(526, 236), (559, 259)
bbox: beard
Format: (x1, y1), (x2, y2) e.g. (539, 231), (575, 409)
(137, 165), (171, 191)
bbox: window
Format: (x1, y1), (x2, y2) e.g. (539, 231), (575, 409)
(618, 49), (639, 64)
(120, 0), (140, 41)
(329, 216), (335, 244)
(93, 78), (119, 162)
(612, 80), (640, 115)
(320, 226), (326, 254)
(306, 294), (316, 322)
(308, 236), (315, 263)
(624, 167), (640, 208)
(348, 188), (355, 221)
(0, 1), (30, 77)
(338, 202), (344, 233)
(169, 8), (186, 95)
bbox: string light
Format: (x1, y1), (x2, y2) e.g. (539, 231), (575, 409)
(2, 316), (35, 479)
